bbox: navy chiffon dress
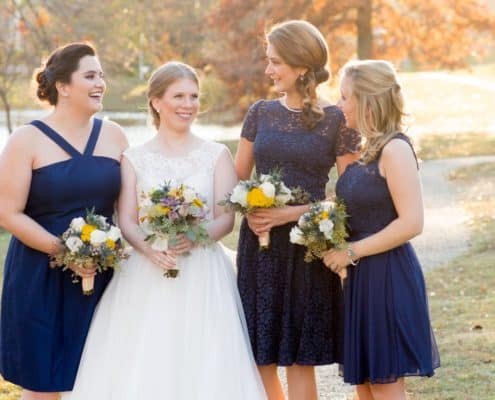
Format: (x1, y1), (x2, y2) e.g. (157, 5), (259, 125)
(237, 99), (361, 366)
(336, 133), (440, 384)
(0, 119), (121, 391)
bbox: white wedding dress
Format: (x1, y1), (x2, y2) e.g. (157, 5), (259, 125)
(62, 141), (266, 400)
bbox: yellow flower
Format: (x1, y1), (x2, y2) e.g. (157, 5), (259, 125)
(106, 239), (116, 250)
(321, 211), (329, 220)
(160, 206), (171, 215)
(247, 188), (274, 208)
(193, 198), (204, 208)
(81, 224), (96, 242)
(149, 204), (170, 217)
(106, 255), (115, 264)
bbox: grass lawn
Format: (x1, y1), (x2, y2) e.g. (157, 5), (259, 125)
(1, 161), (494, 398)
(406, 161), (495, 399)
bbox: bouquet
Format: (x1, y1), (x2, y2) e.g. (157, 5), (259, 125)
(289, 199), (349, 279)
(220, 169), (310, 249)
(139, 182), (210, 278)
(50, 209), (127, 295)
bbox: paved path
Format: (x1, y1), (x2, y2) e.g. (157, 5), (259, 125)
(278, 155), (495, 399)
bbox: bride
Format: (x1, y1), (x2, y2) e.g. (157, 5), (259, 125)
(62, 62), (267, 400)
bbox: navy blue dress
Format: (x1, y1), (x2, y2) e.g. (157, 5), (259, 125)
(336, 134), (440, 385)
(237, 99), (361, 366)
(0, 119), (121, 391)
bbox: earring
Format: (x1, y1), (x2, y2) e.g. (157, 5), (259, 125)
(299, 74), (305, 83)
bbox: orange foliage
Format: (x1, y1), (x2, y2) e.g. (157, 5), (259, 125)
(206, 0), (495, 113)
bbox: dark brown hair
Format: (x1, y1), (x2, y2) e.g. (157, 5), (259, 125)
(267, 20), (330, 130)
(35, 42), (96, 105)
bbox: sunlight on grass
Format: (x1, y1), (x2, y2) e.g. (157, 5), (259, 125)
(322, 63), (495, 141)
(417, 133), (495, 160)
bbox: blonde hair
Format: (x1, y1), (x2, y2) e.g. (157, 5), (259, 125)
(147, 61), (199, 129)
(341, 60), (406, 164)
(267, 20), (330, 130)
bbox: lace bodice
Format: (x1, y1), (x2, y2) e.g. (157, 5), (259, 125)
(124, 140), (226, 222)
(241, 99), (361, 200)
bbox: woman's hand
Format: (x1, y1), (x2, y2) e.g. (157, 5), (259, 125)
(143, 247), (177, 271)
(168, 234), (195, 256)
(68, 263), (97, 279)
(322, 248), (351, 274)
(246, 207), (293, 235)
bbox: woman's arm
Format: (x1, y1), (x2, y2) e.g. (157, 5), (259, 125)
(117, 155), (175, 269)
(0, 128), (61, 255)
(234, 138), (255, 180)
(171, 147), (238, 253)
(207, 147), (238, 241)
(324, 139), (423, 269)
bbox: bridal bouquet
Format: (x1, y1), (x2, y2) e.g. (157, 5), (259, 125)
(220, 169), (310, 249)
(50, 209), (126, 295)
(139, 182), (210, 278)
(289, 199), (349, 279)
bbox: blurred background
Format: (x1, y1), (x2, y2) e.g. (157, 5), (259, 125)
(1, 1), (495, 399)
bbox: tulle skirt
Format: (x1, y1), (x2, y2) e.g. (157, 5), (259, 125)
(62, 244), (266, 400)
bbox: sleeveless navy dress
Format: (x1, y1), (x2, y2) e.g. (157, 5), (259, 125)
(0, 119), (121, 391)
(237, 99), (361, 366)
(336, 134), (440, 384)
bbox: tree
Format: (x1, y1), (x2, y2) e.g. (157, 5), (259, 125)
(206, 0), (495, 114)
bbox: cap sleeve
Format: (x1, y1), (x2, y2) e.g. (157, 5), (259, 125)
(335, 110), (362, 156)
(240, 100), (263, 142)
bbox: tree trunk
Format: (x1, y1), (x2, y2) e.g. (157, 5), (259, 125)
(0, 90), (13, 134)
(357, 0), (373, 59)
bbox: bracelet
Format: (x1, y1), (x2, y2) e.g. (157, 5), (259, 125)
(346, 243), (359, 266)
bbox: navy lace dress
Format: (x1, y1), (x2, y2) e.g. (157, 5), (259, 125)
(237, 99), (361, 365)
(0, 119), (121, 391)
(336, 134), (440, 384)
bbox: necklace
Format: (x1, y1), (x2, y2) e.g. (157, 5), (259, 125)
(279, 96), (303, 113)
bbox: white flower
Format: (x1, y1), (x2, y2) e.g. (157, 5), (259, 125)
(319, 219), (334, 240)
(230, 184), (248, 207)
(298, 214), (309, 228)
(151, 236), (168, 251)
(66, 237), (84, 253)
(97, 215), (107, 226)
(107, 226), (122, 242)
(70, 217), (86, 232)
(321, 201), (335, 213)
(275, 182), (292, 204)
(259, 174), (271, 182)
(259, 182), (275, 199)
(183, 188), (196, 203)
(140, 196), (153, 209)
(289, 226), (306, 245)
(178, 204), (190, 217)
(89, 229), (107, 246)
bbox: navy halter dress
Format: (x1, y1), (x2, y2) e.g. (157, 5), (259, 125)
(0, 119), (121, 391)
(336, 134), (440, 384)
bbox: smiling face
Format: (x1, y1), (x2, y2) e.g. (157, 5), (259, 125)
(151, 77), (199, 132)
(264, 43), (304, 94)
(57, 55), (106, 114)
(337, 75), (358, 130)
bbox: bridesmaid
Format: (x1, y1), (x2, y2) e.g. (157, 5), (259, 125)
(323, 60), (440, 399)
(0, 43), (128, 399)
(235, 20), (361, 400)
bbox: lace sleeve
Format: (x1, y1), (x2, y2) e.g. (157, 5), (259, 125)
(240, 100), (263, 142)
(335, 110), (362, 156)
